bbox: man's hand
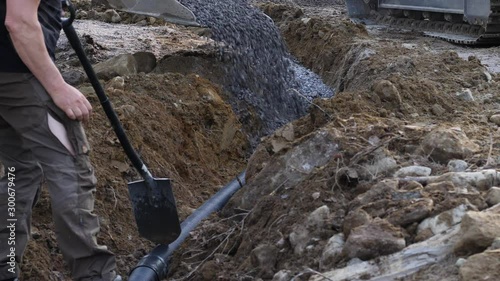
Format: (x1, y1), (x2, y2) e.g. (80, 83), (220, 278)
(51, 84), (93, 122)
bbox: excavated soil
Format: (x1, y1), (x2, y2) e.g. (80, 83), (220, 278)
(21, 73), (249, 280)
(4, 1), (500, 281)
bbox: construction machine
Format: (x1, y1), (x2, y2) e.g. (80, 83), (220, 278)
(346, 0), (500, 45)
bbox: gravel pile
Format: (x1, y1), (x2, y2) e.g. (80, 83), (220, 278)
(179, 0), (333, 137)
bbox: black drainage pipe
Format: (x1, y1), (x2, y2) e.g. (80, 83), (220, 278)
(128, 171), (246, 281)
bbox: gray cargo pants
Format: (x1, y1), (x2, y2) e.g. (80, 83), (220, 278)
(0, 73), (116, 281)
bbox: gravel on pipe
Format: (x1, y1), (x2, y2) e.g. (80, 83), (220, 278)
(179, 0), (334, 137)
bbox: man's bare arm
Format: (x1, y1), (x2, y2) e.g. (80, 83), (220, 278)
(5, 0), (92, 121)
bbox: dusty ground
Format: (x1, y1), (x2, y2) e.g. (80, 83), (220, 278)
(4, 0), (500, 280)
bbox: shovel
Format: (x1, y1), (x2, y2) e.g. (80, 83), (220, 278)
(61, 0), (181, 244)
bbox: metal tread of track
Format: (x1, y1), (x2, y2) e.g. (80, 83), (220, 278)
(364, 6), (500, 46)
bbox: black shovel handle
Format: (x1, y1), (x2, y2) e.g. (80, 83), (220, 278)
(61, 0), (156, 186)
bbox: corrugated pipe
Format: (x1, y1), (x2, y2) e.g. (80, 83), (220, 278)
(128, 171), (246, 281)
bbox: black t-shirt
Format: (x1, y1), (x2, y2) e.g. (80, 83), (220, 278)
(0, 0), (62, 73)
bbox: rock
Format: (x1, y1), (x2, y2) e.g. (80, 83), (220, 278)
(350, 179), (399, 210)
(454, 210), (500, 256)
(272, 270), (292, 281)
(342, 218), (406, 260)
(307, 205), (330, 229)
(62, 70), (85, 86)
(78, 86), (95, 97)
(372, 80), (402, 104)
(321, 233), (345, 268)
(301, 17), (311, 24)
(107, 76), (125, 90)
(490, 237), (500, 250)
(486, 187), (500, 206)
(455, 88), (474, 101)
(391, 190), (423, 201)
(251, 244), (278, 278)
(229, 130), (340, 211)
(421, 127), (479, 164)
(310, 225), (461, 281)
(312, 192), (320, 200)
(459, 250), (500, 281)
(133, 52), (157, 74)
(289, 225), (310, 255)
(394, 166), (432, 178)
(431, 104), (446, 116)
(455, 258), (467, 267)
(490, 114), (500, 126)
(104, 9), (121, 23)
(343, 208), (372, 237)
(363, 157), (398, 178)
(417, 203), (473, 238)
(386, 198), (433, 227)
(361, 199), (392, 218)
(148, 17), (157, 25)
(94, 54), (137, 80)
(426, 170), (500, 191)
(447, 159), (468, 172)
(400, 180), (424, 191)
(482, 70), (493, 82)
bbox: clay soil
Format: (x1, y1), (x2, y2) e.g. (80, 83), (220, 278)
(4, 0), (500, 281)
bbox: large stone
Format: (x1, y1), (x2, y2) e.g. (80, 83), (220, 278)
(104, 9), (121, 23)
(289, 225), (310, 255)
(489, 114), (500, 126)
(343, 208), (372, 237)
(227, 130), (339, 211)
(133, 52), (157, 74)
(372, 80), (402, 104)
(447, 159), (468, 172)
(486, 187), (500, 206)
(321, 233), (345, 269)
(386, 198), (433, 227)
(425, 170), (500, 191)
(342, 218), (406, 260)
(362, 157), (398, 178)
(417, 203), (474, 238)
(455, 88), (474, 101)
(251, 244), (278, 279)
(454, 210), (500, 256)
(349, 179), (399, 210)
(459, 250), (500, 281)
(62, 70), (85, 86)
(272, 270), (292, 281)
(393, 166), (432, 178)
(307, 205), (330, 230)
(94, 54), (137, 80)
(421, 127), (479, 164)
(310, 225), (461, 281)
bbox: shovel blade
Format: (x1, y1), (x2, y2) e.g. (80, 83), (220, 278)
(128, 178), (181, 244)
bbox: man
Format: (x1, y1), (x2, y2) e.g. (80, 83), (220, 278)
(0, 0), (120, 280)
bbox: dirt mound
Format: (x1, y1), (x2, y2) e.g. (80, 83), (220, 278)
(21, 73), (249, 280)
(166, 4), (500, 281)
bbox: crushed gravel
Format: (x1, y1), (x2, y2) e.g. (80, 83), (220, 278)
(179, 0), (334, 137)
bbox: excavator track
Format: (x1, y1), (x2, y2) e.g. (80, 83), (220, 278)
(350, 0), (500, 46)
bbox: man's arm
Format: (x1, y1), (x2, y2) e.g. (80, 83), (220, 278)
(5, 0), (92, 121)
